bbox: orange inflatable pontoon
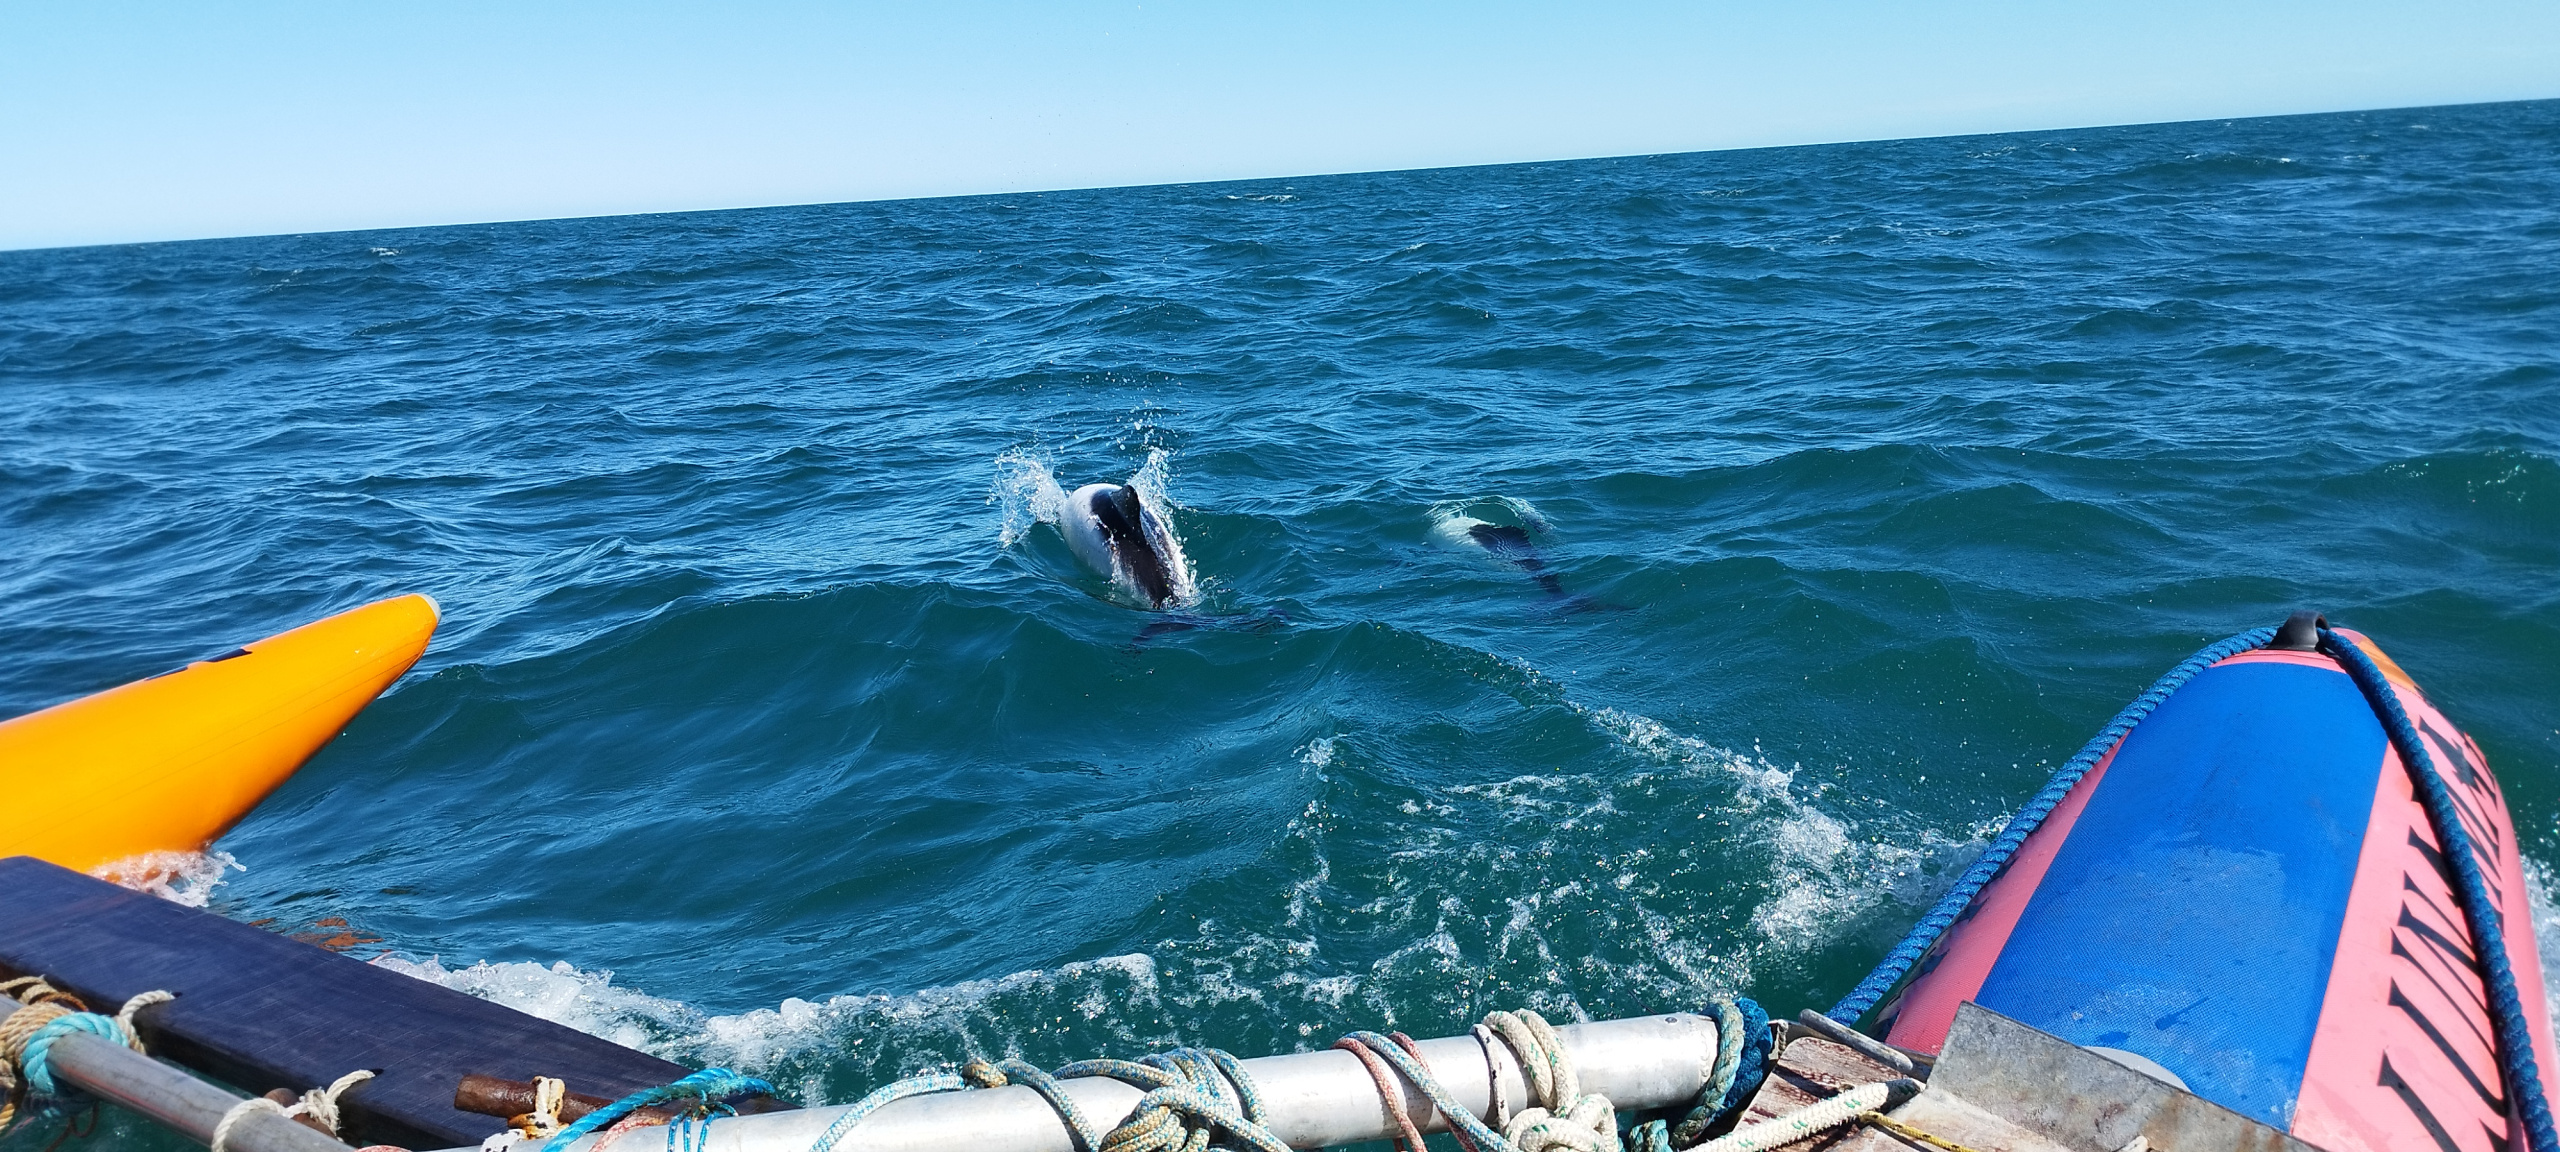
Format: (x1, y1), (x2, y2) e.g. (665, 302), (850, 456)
(0, 594), (438, 873)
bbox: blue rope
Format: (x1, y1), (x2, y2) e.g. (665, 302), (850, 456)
(806, 1072), (968, 1152)
(540, 1067), (776, 1152)
(19, 1012), (135, 1103)
(1713, 998), (1772, 1126)
(2325, 628), (2559, 1152)
(1826, 625), (2277, 1022)
(1633, 996), (1770, 1150)
(4, 1009), (148, 1136)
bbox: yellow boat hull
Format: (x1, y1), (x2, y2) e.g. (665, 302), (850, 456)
(0, 594), (439, 873)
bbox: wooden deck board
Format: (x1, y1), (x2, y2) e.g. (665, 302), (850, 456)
(0, 856), (754, 1148)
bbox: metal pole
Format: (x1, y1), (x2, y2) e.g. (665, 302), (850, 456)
(0, 997), (350, 1152)
(510, 1011), (1719, 1152)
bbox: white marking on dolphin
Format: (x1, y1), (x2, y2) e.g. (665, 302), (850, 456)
(1063, 480), (1195, 610)
(1428, 497), (1618, 611)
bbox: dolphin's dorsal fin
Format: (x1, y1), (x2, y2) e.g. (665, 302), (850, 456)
(1093, 485), (1174, 607)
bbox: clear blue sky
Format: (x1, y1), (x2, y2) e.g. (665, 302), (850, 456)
(4, 1), (2556, 251)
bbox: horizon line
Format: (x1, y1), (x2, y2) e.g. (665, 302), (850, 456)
(7, 94), (2551, 258)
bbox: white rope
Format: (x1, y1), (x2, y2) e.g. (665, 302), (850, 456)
(116, 990), (175, 1032)
(301, 1068), (377, 1136)
(1480, 1011), (1617, 1152)
(211, 1095), (291, 1152)
(209, 1066), (376, 1150)
(1692, 1079), (1922, 1152)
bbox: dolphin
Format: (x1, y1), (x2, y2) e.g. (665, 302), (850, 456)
(1430, 500), (1619, 610)
(1456, 521), (1566, 597)
(1062, 480), (1192, 609)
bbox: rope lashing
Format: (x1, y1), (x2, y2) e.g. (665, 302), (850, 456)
(810, 1000), (1768, 1152)
(1619, 998), (1774, 1152)
(1332, 1034), (1428, 1152)
(1827, 626), (2277, 1022)
(0, 977), (83, 1010)
(1335, 1029), (1511, 1152)
(2325, 627), (2560, 1152)
(211, 1096), (293, 1152)
(1332, 1007), (1640, 1152)
(211, 1068), (376, 1151)
(1, 985), (172, 1136)
(539, 1067), (777, 1152)
(814, 1047), (1290, 1152)
(1049, 1048), (1287, 1152)
(1690, 1079), (1920, 1152)
(1481, 1011), (1616, 1152)
(965, 1059), (1105, 1152)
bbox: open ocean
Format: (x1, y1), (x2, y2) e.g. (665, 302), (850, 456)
(4, 98), (2558, 1141)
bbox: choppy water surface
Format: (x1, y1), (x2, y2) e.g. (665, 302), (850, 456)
(4, 99), (2558, 1124)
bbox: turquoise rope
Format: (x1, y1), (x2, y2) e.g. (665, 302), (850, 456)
(7, 1011), (141, 1133)
(19, 1012), (133, 1100)
(540, 1067), (775, 1152)
(806, 1072), (968, 1152)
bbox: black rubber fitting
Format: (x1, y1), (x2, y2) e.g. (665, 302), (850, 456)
(2272, 609), (2327, 651)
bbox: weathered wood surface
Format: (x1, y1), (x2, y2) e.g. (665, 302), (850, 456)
(1730, 1034), (1908, 1152)
(0, 856), (764, 1149)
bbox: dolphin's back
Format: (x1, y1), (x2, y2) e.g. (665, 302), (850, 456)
(1089, 485), (1176, 607)
(1465, 523), (1565, 596)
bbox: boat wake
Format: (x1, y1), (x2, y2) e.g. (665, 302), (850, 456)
(348, 706), (2005, 1105)
(90, 849), (244, 909)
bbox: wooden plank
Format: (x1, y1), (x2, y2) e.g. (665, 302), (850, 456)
(1729, 1035), (1908, 1152)
(0, 856), (773, 1149)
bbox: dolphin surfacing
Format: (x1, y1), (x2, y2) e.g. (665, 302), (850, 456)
(1063, 481), (1190, 609)
(1462, 522), (1566, 597)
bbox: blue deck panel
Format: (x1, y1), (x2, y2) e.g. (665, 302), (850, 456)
(1973, 659), (2386, 1127)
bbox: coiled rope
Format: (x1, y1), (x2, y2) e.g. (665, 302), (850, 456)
(973, 1048), (1290, 1152)
(1480, 1010), (1616, 1152)
(2325, 627), (2558, 1152)
(1826, 626), (2277, 1022)
(0, 979), (172, 1136)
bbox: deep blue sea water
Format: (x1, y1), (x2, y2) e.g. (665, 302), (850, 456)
(4, 99), (2558, 1128)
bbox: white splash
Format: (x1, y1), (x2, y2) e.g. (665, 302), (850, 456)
(374, 952), (1170, 1103)
(1581, 706), (1986, 956)
(91, 850), (244, 908)
(1426, 495), (1553, 555)
(1301, 738), (1337, 769)
(994, 446), (1199, 608)
(1120, 448), (1199, 606)
(2525, 857), (2560, 1038)
(369, 955), (694, 1055)
(991, 448), (1070, 547)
